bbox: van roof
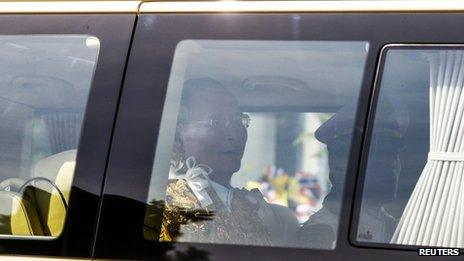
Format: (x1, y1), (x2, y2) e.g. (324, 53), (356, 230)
(1, 1), (464, 14)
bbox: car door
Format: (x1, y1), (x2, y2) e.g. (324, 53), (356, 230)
(0, 2), (136, 259)
(95, 1), (464, 260)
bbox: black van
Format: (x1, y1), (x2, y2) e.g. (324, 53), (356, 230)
(0, 1), (463, 260)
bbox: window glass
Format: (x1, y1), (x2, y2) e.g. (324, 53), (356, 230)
(0, 35), (99, 238)
(145, 40), (368, 249)
(231, 112), (333, 223)
(357, 47), (464, 248)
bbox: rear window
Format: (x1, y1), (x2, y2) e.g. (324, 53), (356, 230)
(144, 40), (368, 249)
(0, 35), (99, 238)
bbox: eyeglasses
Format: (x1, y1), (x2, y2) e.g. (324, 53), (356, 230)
(189, 113), (251, 130)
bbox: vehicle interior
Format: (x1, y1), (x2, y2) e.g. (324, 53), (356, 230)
(144, 40), (372, 248)
(140, 40), (438, 250)
(0, 35), (98, 237)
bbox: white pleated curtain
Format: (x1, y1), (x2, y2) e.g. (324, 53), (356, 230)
(392, 50), (464, 247)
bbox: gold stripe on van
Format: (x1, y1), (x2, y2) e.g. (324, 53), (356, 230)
(0, 1), (140, 13)
(140, 0), (464, 13)
(0, 255), (87, 261)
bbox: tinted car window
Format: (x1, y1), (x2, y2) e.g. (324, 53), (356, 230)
(144, 40), (368, 249)
(357, 46), (464, 248)
(0, 35), (99, 238)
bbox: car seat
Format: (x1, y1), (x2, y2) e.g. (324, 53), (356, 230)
(21, 150), (76, 236)
(0, 191), (43, 236)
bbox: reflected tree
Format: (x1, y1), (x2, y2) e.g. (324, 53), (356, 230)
(144, 199), (213, 260)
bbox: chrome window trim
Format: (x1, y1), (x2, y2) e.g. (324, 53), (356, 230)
(1, 1), (464, 14)
(0, 1), (140, 14)
(140, 0), (464, 13)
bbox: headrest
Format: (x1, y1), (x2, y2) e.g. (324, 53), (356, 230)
(29, 149), (77, 237)
(47, 161), (76, 236)
(33, 150), (77, 182)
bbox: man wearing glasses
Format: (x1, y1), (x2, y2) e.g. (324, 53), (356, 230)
(159, 78), (299, 246)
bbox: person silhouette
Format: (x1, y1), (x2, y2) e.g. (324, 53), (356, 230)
(297, 95), (407, 248)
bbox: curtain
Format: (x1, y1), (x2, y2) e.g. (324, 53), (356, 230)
(392, 50), (464, 247)
(41, 112), (83, 154)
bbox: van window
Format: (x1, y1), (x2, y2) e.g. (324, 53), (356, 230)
(0, 35), (99, 238)
(144, 40), (369, 249)
(357, 47), (464, 248)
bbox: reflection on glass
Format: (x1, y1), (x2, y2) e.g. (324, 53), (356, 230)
(0, 35), (99, 238)
(145, 40), (368, 249)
